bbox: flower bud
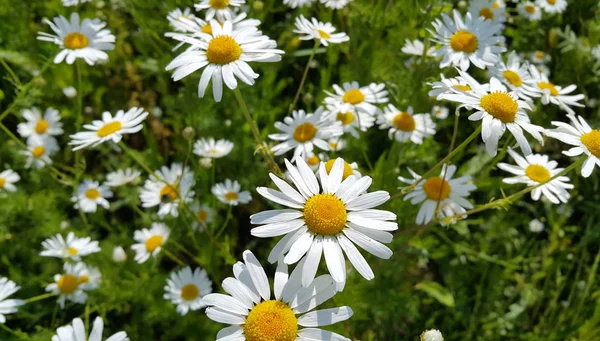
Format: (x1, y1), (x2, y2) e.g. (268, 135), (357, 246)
(112, 246), (127, 263)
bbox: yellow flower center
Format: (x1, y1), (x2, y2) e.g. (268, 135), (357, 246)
(546, 0), (556, 4)
(303, 194), (347, 235)
(85, 189), (101, 200)
(453, 84), (471, 92)
(209, 0), (230, 9)
(581, 130), (600, 158)
(206, 36), (242, 65)
(423, 177), (451, 201)
(336, 112), (355, 126)
(145, 235), (163, 252)
(324, 160), (354, 180)
(503, 70), (523, 87)
(449, 30), (478, 53)
(97, 121), (122, 137)
(293, 122), (317, 142)
(160, 185), (178, 202)
(181, 284), (200, 301)
(243, 300), (298, 341)
(67, 248), (78, 256)
(225, 191), (239, 201)
(32, 146), (46, 158)
(535, 51), (545, 59)
(0, 178), (5, 189)
(537, 82), (559, 96)
(78, 275), (89, 284)
(57, 274), (79, 294)
(318, 30), (330, 39)
(479, 8), (494, 20)
(35, 120), (49, 134)
(525, 4), (536, 13)
(525, 164), (551, 182)
(330, 142), (338, 149)
(480, 92), (518, 123)
(64, 32), (89, 50)
(493, 1), (501, 8)
(202, 24), (213, 35)
(392, 112), (416, 132)
(342, 89), (365, 105)
(307, 155), (320, 166)
(197, 210), (208, 222)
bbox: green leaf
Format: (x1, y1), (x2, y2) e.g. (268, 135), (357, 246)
(415, 280), (455, 308)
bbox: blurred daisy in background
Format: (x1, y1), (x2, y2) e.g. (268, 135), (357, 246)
(193, 138), (234, 158)
(498, 149), (573, 204)
(212, 179), (252, 206)
(194, 0), (245, 22)
(284, 0), (314, 8)
(529, 219), (545, 233)
(328, 137), (346, 152)
(519, 2), (542, 21)
(468, 0), (507, 26)
(489, 51), (539, 100)
(304, 152), (324, 171)
(71, 180), (113, 213)
(377, 105), (436, 145)
(62, 86), (77, 98)
(17, 107), (63, 144)
(252, 158), (397, 286)
(40, 232), (101, 261)
(429, 10), (506, 70)
(428, 74), (474, 100)
(21, 137), (59, 169)
(131, 223), (170, 264)
(69, 107), (148, 151)
(105, 168), (141, 187)
(46, 262), (99, 309)
(62, 0), (92, 6)
(37, 13), (115, 65)
(432, 106), (450, 119)
(528, 66), (585, 115)
(421, 329), (444, 341)
(112, 246), (127, 263)
(536, 0), (567, 14)
(321, 0), (351, 9)
(326, 105), (374, 138)
(293, 15), (349, 46)
(0, 169), (20, 193)
(399, 165), (477, 225)
(139, 163), (195, 218)
(324, 81), (389, 116)
(51, 317), (129, 341)
(528, 50), (551, 65)
(189, 203), (216, 231)
(401, 39), (436, 56)
(167, 7), (197, 32)
(203, 250), (354, 341)
(0, 277), (25, 324)
(164, 266), (212, 316)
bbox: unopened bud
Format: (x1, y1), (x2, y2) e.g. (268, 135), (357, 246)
(200, 157), (213, 169)
(112, 246), (127, 263)
(253, 1), (264, 10)
(183, 126), (195, 140)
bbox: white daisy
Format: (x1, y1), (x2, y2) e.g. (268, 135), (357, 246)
(536, 0), (567, 14)
(546, 114), (600, 178)
(131, 223), (171, 264)
(320, 0), (351, 9)
(69, 107), (148, 151)
(440, 69), (544, 156)
(527, 66), (585, 115)
(284, 0), (315, 8)
(0, 277), (25, 324)
(377, 105), (436, 144)
(269, 107), (343, 159)
(194, 0), (246, 22)
(328, 137), (346, 152)
(0, 169), (20, 193)
(432, 106), (450, 119)
(401, 39), (436, 56)
(72, 180), (113, 213)
(519, 2), (542, 21)
(293, 16), (349, 46)
(325, 104), (375, 138)
(51, 317), (128, 341)
(428, 74), (474, 100)
(529, 219), (545, 232)
(190, 203), (216, 231)
(139, 163), (195, 218)
(489, 51), (539, 100)
(421, 329), (444, 341)
(45, 262), (99, 309)
(468, 0), (507, 26)
(20, 137), (59, 169)
(429, 10), (506, 71)
(193, 138), (234, 158)
(105, 168), (141, 187)
(62, 0), (92, 6)
(498, 149), (573, 204)
(203, 250), (354, 341)
(324, 81), (389, 116)
(37, 13), (115, 65)
(17, 107), (63, 144)
(399, 165), (477, 225)
(164, 266), (213, 316)
(40, 232), (101, 260)
(528, 50), (551, 65)
(167, 7), (197, 32)
(251, 157), (398, 286)
(212, 179), (252, 206)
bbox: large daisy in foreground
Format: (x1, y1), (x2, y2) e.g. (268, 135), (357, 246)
(251, 158), (397, 287)
(204, 250), (353, 341)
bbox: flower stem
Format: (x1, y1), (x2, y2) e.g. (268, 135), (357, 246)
(24, 292), (55, 304)
(288, 40), (320, 115)
(162, 248), (185, 266)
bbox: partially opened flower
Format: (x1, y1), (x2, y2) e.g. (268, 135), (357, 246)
(527, 66), (585, 115)
(0, 169), (20, 193)
(0, 277), (25, 324)
(164, 266), (213, 315)
(377, 105), (436, 144)
(536, 0), (567, 14)
(194, 0), (246, 22)
(212, 179), (252, 206)
(193, 138), (234, 158)
(293, 15), (349, 46)
(46, 262), (100, 308)
(320, 0), (351, 9)
(17, 107), (63, 144)
(40, 232), (101, 261)
(105, 168), (141, 187)
(519, 2), (542, 21)
(468, 0), (506, 26)
(37, 13), (115, 65)
(139, 163), (195, 218)
(51, 317), (128, 341)
(21, 137), (59, 169)
(203, 250), (354, 341)
(324, 81), (388, 116)
(71, 180), (113, 213)
(131, 223), (170, 264)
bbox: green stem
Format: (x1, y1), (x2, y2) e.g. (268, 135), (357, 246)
(24, 292), (55, 304)
(214, 205), (233, 240)
(162, 248), (185, 266)
(119, 141), (156, 176)
(288, 40), (320, 115)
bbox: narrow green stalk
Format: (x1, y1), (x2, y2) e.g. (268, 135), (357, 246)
(214, 205), (233, 240)
(288, 40), (320, 115)
(119, 142), (156, 176)
(162, 248), (185, 266)
(574, 244), (600, 320)
(24, 292), (55, 304)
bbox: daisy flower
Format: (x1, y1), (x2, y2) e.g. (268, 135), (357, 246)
(164, 266), (213, 316)
(468, 0), (506, 26)
(37, 13), (115, 65)
(17, 107), (63, 144)
(428, 74), (474, 100)
(71, 180), (113, 213)
(203, 250), (354, 341)
(328, 137), (346, 152)
(284, 0), (315, 8)
(528, 50), (551, 65)
(167, 7), (197, 32)
(212, 179), (252, 206)
(139, 163), (195, 218)
(489, 51), (539, 100)
(69, 107), (148, 151)
(190, 203), (216, 231)
(251, 157), (398, 286)
(293, 16), (349, 46)
(429, 10), (506, 71)
(51, 317), (129, 341)
(269, 107), (343, 159)
(304, 152), (326, 171)
(421, 329), (444, 341)
(326, 105), (374, 139)
(401, 39), (436, 56)
(432, 106), (450, 119)
(40, 232), (101, 261)
(46, 262), (99, 308)
(193, 138), (234, 158)
(62, 0), (92, 6)
(320, 0), (351, 9)
(194, 0), (246, 22)
(498, 149), (573, 204)
(399, 165), (477, 225)
(546, 114), (600, 178)
(441, 69), (544, 156)
(0, 169), (20, 193)
(529, 219), (545, 232)
(0, 277), (25, 324)
(527, 66), (585, 115)
(536, 0), (567, 14)
(165, 20), (283, 102)
(105, 168), (141, 187)
(377, 105), (436, 144)
(519, 2), (542, 21)
(324, 81), (389, 116)
(131, 223), (170, 264)
(21, 137), (59, 169)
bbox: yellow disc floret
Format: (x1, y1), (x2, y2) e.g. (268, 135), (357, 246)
(160, 185), (178, 202)
(97, 121), (122, 137)
(304, 194), (347, 235)
(206, 36), (242, 65)
(64, 32), (89, 50)
(197, 210), (209, 222)
(525, 4), (536, 13)
(392, 112), (416, 132)
(453, 84), (471, 92)
(525, 164), (551, 182)
(67, 248), (78, 256)
(581, 130), (600, 158)
(145, 235), (163, 252)
(243, 300), (298, 341)
(225, 191), (239, 201)
(35, 120), (49, 134)
(450, 30), (478, 53)
(209, 0), (230, 9)
(0, 178), (5, 189)
(318, 30), (330, 39)
(202, 24), (213, 35)
(479, 8), (494, 20)
(423, 177), (451, 201)
(293, 122), (317, 142)
(58, 274), (79, 294)
(85, 189), (100, 200)
(32, 146), (46, 158)
(343, 89), (365, 105)
(336, 112), (355, 126)
(537, 82), (559, 96)
(181, 284), (200, 301)
(480, 92), (519, 123)
(307, 155), (320, 166)
(324, 159), (354, 180)
(503, 70), (523, 87)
